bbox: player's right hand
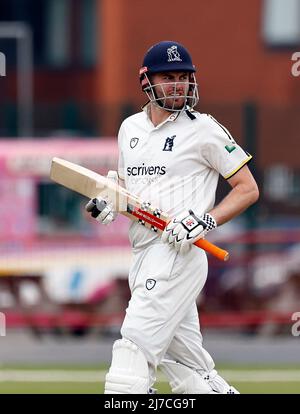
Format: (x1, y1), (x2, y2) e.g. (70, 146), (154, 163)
(85, 170), (118, 225)
(161, 210), (217, 255)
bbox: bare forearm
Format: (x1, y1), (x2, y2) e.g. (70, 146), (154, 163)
(209, 183), (259, 226)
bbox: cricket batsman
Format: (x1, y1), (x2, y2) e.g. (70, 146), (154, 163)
(86, 41), (259, 393)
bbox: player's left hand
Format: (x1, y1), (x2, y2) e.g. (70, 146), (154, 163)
(85, 170), (119, 225)
(85, 197), (117, 225)
(161, 210), (217, 255)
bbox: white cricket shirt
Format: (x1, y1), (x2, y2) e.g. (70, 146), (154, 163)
(118, 106), (252, 249)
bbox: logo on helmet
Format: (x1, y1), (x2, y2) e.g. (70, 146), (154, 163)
(167, 45), (182, 62)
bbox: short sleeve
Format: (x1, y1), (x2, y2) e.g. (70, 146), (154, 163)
(201, 115), (252, 179)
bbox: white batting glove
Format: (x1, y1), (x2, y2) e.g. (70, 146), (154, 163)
(161, 210), (217, 255)
(85, 170), (118, 225)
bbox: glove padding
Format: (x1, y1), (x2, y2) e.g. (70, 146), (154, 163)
(85, 170), (118, 225)
(161, 210), (217, 255)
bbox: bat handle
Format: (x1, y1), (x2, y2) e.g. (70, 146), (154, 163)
(194, 238), (229, 261)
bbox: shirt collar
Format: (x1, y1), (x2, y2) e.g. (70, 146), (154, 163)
(142, 102), (181, 128)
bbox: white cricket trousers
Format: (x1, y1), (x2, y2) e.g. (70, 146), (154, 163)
(121, 242), (215, 381)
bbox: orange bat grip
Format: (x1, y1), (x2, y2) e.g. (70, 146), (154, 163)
(194, 238), (229, 261)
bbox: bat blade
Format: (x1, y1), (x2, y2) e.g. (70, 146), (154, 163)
(50, 157), (108, 199)
(50, 157), (140, 213)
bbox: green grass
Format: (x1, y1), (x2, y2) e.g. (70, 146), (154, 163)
(0, 364), (299, 394)
(1, 380), (299, 395)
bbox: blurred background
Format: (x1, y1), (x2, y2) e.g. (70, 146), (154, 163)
(0, 0), (299, 394)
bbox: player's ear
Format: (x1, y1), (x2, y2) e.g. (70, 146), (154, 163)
(141, 73), (154, 92)
(141, 75), (150, 91)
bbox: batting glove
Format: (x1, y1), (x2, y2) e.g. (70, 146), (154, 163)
(85, 170), (118, 225)
(161, 210), (217, 255)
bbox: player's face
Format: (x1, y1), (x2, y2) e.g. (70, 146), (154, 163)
(151, 72), (190, 110)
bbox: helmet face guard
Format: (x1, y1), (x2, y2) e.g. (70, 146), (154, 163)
(140, 70), (199, 112)
(139, 41), (199, 112)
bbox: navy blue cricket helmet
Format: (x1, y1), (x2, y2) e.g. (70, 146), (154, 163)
(140, 41), (196, 75)
(139, 41), (199, 112)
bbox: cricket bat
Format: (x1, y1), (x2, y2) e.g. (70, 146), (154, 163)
(50, 157), (229, 261)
